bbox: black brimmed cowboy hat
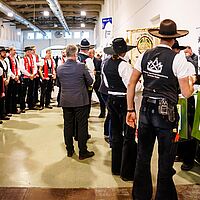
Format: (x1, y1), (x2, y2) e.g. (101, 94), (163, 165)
(104, 37), (136, 55)
(0, 46), (7, 52)
(77, 38), (94, 50)
(172, 40), (186, 50)
(148, 19), (189, 39)
(24, 46), (33, 52)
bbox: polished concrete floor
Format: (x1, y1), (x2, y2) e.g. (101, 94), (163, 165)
(0, 100), (199, 198)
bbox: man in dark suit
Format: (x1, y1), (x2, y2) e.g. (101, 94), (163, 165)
(57, 44), (95, 160)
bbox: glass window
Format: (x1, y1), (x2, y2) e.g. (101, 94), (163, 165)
(27, 32), (34, 40)
(36, 32), (43, 39)
(74, 32), (80, 39)
(65, 31), (72, 39)
(81, 31), (89, 39)
(44, 32), (52, 39)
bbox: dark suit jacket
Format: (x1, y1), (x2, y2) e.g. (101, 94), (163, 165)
(93, 57), (102, 90)
(57, 59), (93, 107)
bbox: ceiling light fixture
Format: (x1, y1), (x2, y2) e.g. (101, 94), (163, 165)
(46, 0), (70, 34)
(7, 12), (13, 17)
(81, 11), (86, 16)
(43, 10), (49, 17)
(81, 23), (85, 28)
(0, 1), (46, 36)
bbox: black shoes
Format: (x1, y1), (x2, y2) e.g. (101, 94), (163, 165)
(45, 105), (53, 109)
(21, 109), (26, 113)
(0, 120), (3, 124)
(181, 163), (194, 171)
(1, 116), (10, 120)
(98, 113), (105, 118)
(120, 176), (134, 181)
(67, 149), (75, 157)
(79, 151), (95, 160)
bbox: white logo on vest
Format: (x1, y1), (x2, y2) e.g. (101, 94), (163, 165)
(147, 57), (163, 73)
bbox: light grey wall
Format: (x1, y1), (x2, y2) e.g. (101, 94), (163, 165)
(23, 29), (94, 57)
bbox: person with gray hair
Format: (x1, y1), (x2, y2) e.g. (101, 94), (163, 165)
(57, 44), (95, 160)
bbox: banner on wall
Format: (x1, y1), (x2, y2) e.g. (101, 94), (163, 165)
(102, 17), (113, 47)
(126, 28), (159, 65)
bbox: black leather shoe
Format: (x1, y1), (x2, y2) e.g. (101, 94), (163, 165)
(67, 150), (75, 157)
(79, 151), (95, 160)
(98, 113), (105, 118)
(0, 120), (3, 124)
(21, 109), (26, 113)
(181, 163), (194, 171)
(87, 134), (91, 140)
(120, 176), (134, 181)
(45, 105), (53, 109)
(1, 116), (10, 120)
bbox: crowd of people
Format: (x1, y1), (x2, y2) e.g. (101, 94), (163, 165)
(0, 18), (200, 200)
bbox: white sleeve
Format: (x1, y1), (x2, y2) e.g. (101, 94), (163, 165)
(4, 58), (15, 79)
(118, 61), (133, 88)
(101, 63), (109, 88)
(85, 58), (95, 79)
(134, 53), (144, 73)
(0, 67), (3, 76)
(19, 58), (31, 77)
(173, 53), (196, 79)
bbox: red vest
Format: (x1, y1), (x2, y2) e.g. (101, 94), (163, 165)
(9, 55), (18, 76)
(43, 58), (55, 79)
(23, 56), (34, 78)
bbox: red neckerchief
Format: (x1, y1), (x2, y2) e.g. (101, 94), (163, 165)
(9, 55), (18, 76)
(24, 55), (34, 78)
(35, 54), (39, 63)
(43, 57), (55, 79)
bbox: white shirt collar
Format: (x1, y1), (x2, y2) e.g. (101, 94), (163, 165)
(157, 44), (172, 50)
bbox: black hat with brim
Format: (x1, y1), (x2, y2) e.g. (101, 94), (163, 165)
(24, 46), (33, 52)
(172, 40), (186, 50)
(0, 46), (7, 52)
(148, 19), (189, 39)
(103, 38), (136, 55)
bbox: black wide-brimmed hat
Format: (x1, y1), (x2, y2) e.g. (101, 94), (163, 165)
(148, 19), (189, 39)
(172, 40), (186, 50)
(78, 38), (94, 50)
(24, 46), (33, 52)
(104, 38), (136, 55)
(0, 46), (7, 52)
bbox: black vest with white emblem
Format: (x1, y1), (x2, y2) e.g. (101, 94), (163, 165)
(103, 57), (126, 94)
(141, 46), (178, 104)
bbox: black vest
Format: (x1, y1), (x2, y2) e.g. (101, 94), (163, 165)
(141, 46), (178, 104)
(78, 53), (89, 64)
(0, 61), (8, 79)
(103, 57), (126, 93)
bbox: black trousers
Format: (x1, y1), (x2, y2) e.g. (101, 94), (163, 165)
(5, 79), (18, 113)
(40, 78), (53, 107)
(133, 99), (178, 200)
(21, 78), (35, 109)
(62, 105), (89, 154)
(107, 95), (137, 178)
(34, 76), (40, 105)
(176, 96), (197, 165)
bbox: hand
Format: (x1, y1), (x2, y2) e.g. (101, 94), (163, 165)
(189, 75), (196, 85)
(126, 111), (137, 128)
(30, 74), (34, 80)
(4, 79), (9, 86)
(14, 75), (19, 81)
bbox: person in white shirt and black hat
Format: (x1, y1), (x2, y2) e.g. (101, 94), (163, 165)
(126, 19), (196, 200)
(103, 37), (137, 181)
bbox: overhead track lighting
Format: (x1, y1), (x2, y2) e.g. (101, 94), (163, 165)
(46, 0), (70, 34)
(0, 1), (46, 36)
